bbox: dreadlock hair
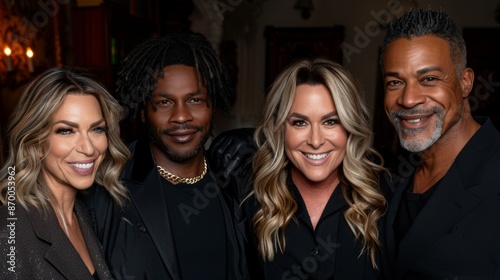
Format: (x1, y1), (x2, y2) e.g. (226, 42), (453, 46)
(116, 31), (233, 119)
(380, 8), (467, 76)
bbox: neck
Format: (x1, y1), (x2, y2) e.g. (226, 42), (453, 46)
(419, 113), (479, 166)
(291, 168), (339, 197)
(414, 114), (480, 193)
(44, 177), (77, 225)
(151, 145), (206, 178)
(50, 197), (76, 224)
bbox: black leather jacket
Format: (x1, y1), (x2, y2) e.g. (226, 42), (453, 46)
(208, 127), (257, 203)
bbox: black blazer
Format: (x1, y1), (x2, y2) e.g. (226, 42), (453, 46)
(0, 199), (112, 280)
(84, 137), (250, 280)
(383, 117), (500, 279)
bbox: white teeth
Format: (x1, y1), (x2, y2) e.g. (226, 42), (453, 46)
(407, 118), (422, 123)
(305, 153), (328, 160)
(71, 162), (94, 169)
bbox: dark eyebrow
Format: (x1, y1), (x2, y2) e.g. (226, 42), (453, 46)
(321, 111), (339, 120)
(153, 91), (204, 99)
(384, 66), (443, 78)
(55, 119), (105, 128)
(287, 111), (338, 120)
(416, 66), (442, 75)
(383, 72), (400, 78)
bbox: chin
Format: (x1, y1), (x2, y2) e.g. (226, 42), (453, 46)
(303, 174), (331, 183)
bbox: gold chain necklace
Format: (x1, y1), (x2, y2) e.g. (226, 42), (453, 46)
(157, 158), (207, 184)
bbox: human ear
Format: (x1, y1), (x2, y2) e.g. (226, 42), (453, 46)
(460, 68), (474, 97)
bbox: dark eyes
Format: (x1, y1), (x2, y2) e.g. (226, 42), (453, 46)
(324, 119), (339, 125)
(385, 80), (402, 88)
(154, 98), (204, 106)
(154, 100), (172, 106)
(422, 77), (438, 83)
(291, 120), (306, 127)
(385, 77), (439, 88)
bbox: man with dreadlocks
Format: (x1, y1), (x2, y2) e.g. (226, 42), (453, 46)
(84, 32), (250, 279)
(380, 8), (500, 279)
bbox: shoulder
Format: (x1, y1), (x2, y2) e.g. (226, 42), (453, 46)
(208, 128), (257, 201)
(208, 128), (257, 171)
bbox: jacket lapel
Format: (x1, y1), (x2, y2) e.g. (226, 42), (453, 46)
(393, 164), (481, 279)
(392, 118), (498, 279)
(74, 199), (113, 280)
(384, 170), (411, 273)
(210, 169), (250, 280)
(125, 138), (181, 279)
(28, 205), (93, 280)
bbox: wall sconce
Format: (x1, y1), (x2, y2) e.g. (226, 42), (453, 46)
(26, 47), (34, 73)
(294, 0), (314, 20)
(1, 44), (35, 73)
(1, 2), (38, 87)
(4, 47), (13, 71)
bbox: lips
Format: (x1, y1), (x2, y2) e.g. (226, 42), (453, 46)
(167, 129), (198, 143)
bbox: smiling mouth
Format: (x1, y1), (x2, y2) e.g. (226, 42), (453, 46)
(168, 129), (197, 136)
(70, 162), (94, 169)
(404, 117), (426, 123)
(304, 152), (329, 160)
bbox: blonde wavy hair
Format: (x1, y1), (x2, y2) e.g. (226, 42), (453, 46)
(250, 58), (386, 268)
(0, 67), (130, 212)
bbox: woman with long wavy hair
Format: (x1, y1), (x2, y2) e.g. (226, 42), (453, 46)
(0, 67), (130, 279)
(246, 58), (387, 279)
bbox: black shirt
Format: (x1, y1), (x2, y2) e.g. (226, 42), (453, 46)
(162, 174), (227, 280)
(245, 175), (380, 280)
(394, 175), (440, 248)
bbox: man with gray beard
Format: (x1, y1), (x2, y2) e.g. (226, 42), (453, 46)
(380, 8), (500, 280)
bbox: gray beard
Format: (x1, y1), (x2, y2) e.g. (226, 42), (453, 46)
(391, 108), (444, 153)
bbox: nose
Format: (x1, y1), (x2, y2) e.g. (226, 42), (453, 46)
(399, 81), (425, 108)
(170, 103), (193, 124)
(76, 134), (96, 156)
(307, 124), (325, 148)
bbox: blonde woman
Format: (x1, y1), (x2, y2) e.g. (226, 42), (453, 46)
(245, 58), (387, 279)
(0, 68), (130, 279)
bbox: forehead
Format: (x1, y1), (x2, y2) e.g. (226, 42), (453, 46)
(52, 94), (103, 121)
(383, 35), (453, 70)
(154, 65), (205, 92)
(291, 84), (335, 111)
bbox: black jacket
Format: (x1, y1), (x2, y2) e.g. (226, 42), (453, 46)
(84, 137), (250, 280)
(0, 199), (113, 280)
(382, 117), (500, 279)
